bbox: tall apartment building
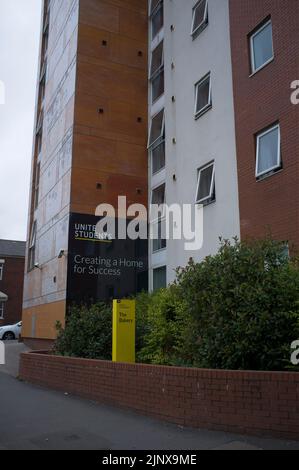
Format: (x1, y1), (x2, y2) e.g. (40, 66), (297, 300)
(148, 0), (240, 288)
(23, 0), (299, 345)
(22, 0), (148, 348)
(148, 0), (299, 288)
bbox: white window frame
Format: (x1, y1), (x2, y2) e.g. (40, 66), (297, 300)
(191, 0), (208, 37)
(250, 19), (274, 74)
(0, 302), (4, 319)
(148, 109), (165, 149)
(194, 73), (212, 119)
(0, 262), (4, 281)
(256, 124), (281, 178)
(195, 161), (215, 204)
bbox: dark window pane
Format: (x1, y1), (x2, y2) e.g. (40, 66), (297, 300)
(252, 22), (273, 71)
(150, 0), (161, 15)
(151, 42), (163, 77)
(152, 141), (165, 174)
(149, 110), (164, 146)
(196, 76), (210, 115)
(192, 0), (207, 33)
(152, 69), (164, 102)
(152, 184), (165, 205)
(152, 3), (163, 38)
(153, 266), (166, 291)
(153, 220), (166, 252)
(197, 164), (214, 201)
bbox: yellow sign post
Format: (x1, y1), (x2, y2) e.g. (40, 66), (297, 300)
(112, 299), (136, 363)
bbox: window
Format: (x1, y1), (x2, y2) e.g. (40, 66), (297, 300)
(36, 130), (43, 156)
(0, 262), (4, 281)
(195, 73), (212, 118)
(40, 76), (46, 103)
(152, 141), (165, 174)
(148, 109), (165, 148)
(191, 0), (208, 38)
(150, 0), (160, 13)
(0, 302), (4, 319)
(149, 109), (165, 174)
(150, 41), (164, 103)
(28, 222), (37, 271)
(152, 70), (164, 103)
(40, 60), (47, 84)
(196, 161), (215, 205)
(151, 0), (163, 40)
(150, 41), (164, 77)
(151, 184), (166, 252)
(36, 112), (43, 135)
(34, 162), (40, 210)
(256, 124), (281, 178)
(43, 29), (49, 55)
(152, 183), (165, 206)
(153, 266), (167, 291)
(250, 20), (274, 73)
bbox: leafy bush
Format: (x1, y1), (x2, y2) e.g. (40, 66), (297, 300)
(54, 239), (299, 371)
(136, 287), (186, 365)
(175, 238), (299, 371)
(55, 303), (112, 360)
(54, 294), (156, 360)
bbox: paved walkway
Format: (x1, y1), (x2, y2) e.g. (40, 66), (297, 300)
(0, 340), (29, 377)
(0, 342), (298, 450)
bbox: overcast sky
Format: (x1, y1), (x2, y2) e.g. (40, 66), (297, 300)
(0, 0), (42, 241)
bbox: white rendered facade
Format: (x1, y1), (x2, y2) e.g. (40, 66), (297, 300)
(148, 0), (240, 289)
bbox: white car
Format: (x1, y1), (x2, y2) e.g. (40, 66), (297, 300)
(0, 322), (22, 341)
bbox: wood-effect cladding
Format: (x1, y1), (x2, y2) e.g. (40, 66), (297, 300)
(72, 0), (148, 216)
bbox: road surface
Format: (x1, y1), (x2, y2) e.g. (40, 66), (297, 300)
(0, 342), (298, 450)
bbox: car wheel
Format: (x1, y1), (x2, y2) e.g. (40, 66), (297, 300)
(3, 332), (15, 341)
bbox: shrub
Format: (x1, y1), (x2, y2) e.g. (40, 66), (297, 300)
(54, 294), (157, 360)
(136, 286), (190, 366)
(55, 303), (112, 360)
(54, 239), (299, 371)
(175, 238), (299, 371)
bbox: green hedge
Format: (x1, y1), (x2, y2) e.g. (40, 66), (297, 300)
(173, 239), (299, 371)
(55, 303), (112, 360)
(55, 239), (299, 371)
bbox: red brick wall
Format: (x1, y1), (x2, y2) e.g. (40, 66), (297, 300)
(229, 0), (299, 250)
(19, 352), (299, 440)
(0, 257), (24, 327)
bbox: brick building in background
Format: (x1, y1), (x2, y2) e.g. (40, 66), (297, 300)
(0, 240), (25, 326)
(229, 0), (299, 253)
